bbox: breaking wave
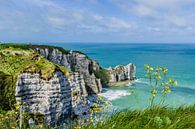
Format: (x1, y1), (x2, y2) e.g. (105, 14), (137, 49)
(134, 78), (148, 85)
(99, 90), (131, 101)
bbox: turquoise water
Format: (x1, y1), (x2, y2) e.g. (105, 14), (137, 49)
(41, 43), (195, 110)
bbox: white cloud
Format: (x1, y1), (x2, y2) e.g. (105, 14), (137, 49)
(105, 17), (132, 30)
(44, 2), (134, 33)
(148, 27), (161, 32)
(1, 0), (195, 42)
(132, 5), (155, 16)
(112, 0), (195, 35)
(165, 15), (188, 28)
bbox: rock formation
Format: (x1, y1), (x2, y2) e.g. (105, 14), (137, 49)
(0, 44), (137, 126)
(15, 71), (92, 125)
(15, 71), (71, 125)
(107, 63), (136, 83)
(34, 47), (102, 94)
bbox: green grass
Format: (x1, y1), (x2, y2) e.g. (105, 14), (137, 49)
(0, 46), (70, 109)
(84, 105), (195, 129)
(1, 105), (195, 129)
(0, 43), (70, 54)
(0, 43), (86, 55)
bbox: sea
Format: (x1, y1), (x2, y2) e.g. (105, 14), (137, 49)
(35, 43), (195, 110)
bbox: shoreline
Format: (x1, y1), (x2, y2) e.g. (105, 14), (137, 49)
(108, 80), (135, 86)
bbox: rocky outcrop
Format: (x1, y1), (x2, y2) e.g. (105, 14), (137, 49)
(15, 71), (91, 125)
(68, 72), (90, 120)
(15, 71), (71, 125)
(34, 47), (102, 94)
(107, 63), (136, 83)
(0, 44), (136, 126)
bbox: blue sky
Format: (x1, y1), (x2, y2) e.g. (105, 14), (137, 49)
(0, 0), (195, 43)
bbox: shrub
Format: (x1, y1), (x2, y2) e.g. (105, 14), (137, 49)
(94, 69), (110, 85)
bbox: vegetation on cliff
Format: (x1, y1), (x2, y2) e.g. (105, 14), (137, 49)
(1, 105), (195, 129)
(0, 43), (86, 56)
(94, 68), (110, 85)
(0, 45), (70, 109)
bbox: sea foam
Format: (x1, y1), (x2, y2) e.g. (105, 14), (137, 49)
(99, 90), (131, 101)
(135, 78), (148, 84)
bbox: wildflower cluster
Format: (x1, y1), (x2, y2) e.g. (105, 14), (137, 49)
(144, 64), (177, 107)
(74, 96), (112, 129)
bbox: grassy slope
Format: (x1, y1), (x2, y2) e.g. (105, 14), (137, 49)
(0, 45), (70, 109)
(1, 105), (195, 128)
(85, 106), (195, 129)
(0, 43), (86, 55)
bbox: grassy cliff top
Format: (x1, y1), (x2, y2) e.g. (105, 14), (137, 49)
(0, 45), (70, 109)
(0, 46), (70, 79)
(0, 43), (85, 55)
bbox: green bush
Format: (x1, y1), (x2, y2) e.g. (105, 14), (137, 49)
(0, 72), (15, 110)
(94, 69), (110, 85)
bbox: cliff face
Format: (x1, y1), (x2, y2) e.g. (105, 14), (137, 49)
(15, 71), (71, 125)
(68, 72), (90, 120)
(107, 63), (136, 83)
(34, 48), (102, 94)
(0, 44), (137, 126)
(15, 71), (91, 125)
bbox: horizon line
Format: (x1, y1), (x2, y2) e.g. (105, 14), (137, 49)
(1, 42), (195, 45)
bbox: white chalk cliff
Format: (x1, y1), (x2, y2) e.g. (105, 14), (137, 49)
(11, 45), (136, 125)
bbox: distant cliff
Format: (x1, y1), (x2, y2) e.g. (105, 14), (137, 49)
(0, 44), (136, 125)
(106, 63), (136, 86)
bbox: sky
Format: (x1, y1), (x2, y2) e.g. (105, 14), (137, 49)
(0, 0), (195, 43)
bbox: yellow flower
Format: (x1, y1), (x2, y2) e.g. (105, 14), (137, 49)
(161, 67), (168, 74)
(152, 89), (157, 97)
(90, 117), (94, 123)
(14, 104), (20, 110)
(174, 81), (178, 86)
(144, 64), (150, 69)
(74, 125), (81, 129)
(156, 66), (159, 71)
(169, 79), (173, 84)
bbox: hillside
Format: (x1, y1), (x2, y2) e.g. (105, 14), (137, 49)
(0, 45), (70, 109)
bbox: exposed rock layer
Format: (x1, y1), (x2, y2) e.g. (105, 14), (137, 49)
(107, 63), (136, 83)
(16, 71), (71, 125)
(34, 48), (102, 94)
(15, 71), (90, 125)
(14, 45), (136, 125)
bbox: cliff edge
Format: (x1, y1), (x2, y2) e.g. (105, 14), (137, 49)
(0, 44), (136, 125)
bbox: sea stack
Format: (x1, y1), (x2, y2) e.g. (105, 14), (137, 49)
(106, 63), (136, 86)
